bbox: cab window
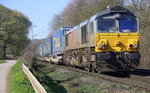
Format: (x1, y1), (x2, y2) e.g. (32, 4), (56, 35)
(119, 19), (137, 32)
(98, 19), (116, 32)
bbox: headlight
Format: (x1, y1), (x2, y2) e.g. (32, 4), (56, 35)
(129, 44), (133, 48)
(98, 44), (107, 49)
(133, 44), (138, 49)
(129, 44), (138, 49)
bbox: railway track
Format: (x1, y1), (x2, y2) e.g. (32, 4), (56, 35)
(130, 74), (150, 84)
(45, 62), (150, 92)
(121, 75), (150, 91)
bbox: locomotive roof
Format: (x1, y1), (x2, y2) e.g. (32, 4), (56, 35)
(79, 6), (136, 28)
(96, 6), (137, 18)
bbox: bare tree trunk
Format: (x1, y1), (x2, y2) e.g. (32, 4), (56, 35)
(3, 45), (6, 59)
(0, 46), (3, 59)
(0, 45), (6, 59)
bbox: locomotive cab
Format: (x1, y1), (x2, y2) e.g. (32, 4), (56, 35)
(94, 6), (140, 72)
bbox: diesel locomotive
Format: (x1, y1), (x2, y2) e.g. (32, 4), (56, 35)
(39, 6), (141, 73)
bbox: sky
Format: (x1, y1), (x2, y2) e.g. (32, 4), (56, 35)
(0, 0), (70, 39)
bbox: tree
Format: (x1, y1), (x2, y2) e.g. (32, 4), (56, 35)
(22, 39), (46, 68)
(0, 5), (31, 58)
(49, 13), (64, 32)
(49, 0), (124, 31)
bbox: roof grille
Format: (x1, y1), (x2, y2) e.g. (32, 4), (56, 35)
(110, 6), (127, 12)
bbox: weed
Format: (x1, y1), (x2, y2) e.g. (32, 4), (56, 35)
(32, 69), (67, 93)
(71, 85), (103, 93)
(9, 60), (35, 93)
(111, 83), (136, 90)
(0, 60), (6, 64)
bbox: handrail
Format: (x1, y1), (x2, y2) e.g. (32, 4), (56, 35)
(22, 63), (47, 93)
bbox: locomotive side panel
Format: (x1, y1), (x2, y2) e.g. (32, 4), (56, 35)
(65, 32), (71, 50)
(64, 22), (96, 51)
(87, 22), (96, 47)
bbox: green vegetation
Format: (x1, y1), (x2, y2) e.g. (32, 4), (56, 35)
(32, 69), (67, 93)
(31, 61), (149, 93)
(73, 85), (103, 93)
(32, 62), (128, 93)
(45, 70), (103, 93)
(111, 83), (134, 90)
(0, 60), (6, 64)
(111, 83), (138, 92)
(0, 5), (31, 59)
(9, 60), (35, 93)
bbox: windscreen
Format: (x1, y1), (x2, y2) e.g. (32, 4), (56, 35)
(119, 19), (137, 32)
(98, 19), (116, 33)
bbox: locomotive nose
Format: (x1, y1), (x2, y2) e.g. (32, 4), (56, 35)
(95, 33), (140, 52)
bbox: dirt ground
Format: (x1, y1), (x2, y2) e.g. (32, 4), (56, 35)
(0, 60), (16, 93)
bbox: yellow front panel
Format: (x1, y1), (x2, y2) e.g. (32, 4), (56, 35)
(95, 33), (140, 52)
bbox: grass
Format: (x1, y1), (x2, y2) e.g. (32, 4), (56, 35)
(44, 70), (104, 93)
(0, 60), (6, 64)
(9, 60), (35, 93)
(111, 83), (138, 92)
(32, 61), (148, 93)
(32, 62), (105, 93)
(72, 85), (103, 93)
(32, 69), (67, 93)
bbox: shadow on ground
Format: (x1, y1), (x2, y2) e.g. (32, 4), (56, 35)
(103, 72), (131, 78)
(32, 67), (67, 93)
(130, 69), (150, 76)
(102, 69), (150, 78)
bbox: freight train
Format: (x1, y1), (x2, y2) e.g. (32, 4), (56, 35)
(38, 6), (141, 73)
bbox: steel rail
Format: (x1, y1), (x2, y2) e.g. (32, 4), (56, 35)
(45, 62), (150, 92)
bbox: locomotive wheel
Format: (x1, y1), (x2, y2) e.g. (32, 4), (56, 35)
(131, 60), (139, 67)
(70, 65), (75, 68)
(121, 71), (130, 75)
(91, 62), (96, 73)
(129, 59), (139, 71)
(97, 70), (102, 74)
(88, 68), (92, 72)
(86, 67), (92, 72)
(92, 69), (96, 73)
(89, 63), (93, 72)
